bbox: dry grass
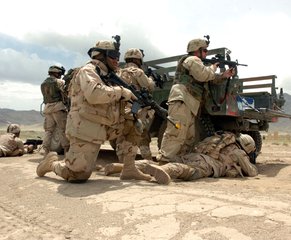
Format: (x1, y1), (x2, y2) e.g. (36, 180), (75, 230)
(262, 131), (290, 146)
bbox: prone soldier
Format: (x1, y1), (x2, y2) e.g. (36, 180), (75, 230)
(0, 124), (34, 157)
(105, 132), (258, 185)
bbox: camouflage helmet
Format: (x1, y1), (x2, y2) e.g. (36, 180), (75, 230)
(89, 40), (116, 58)
(187, 39), (209, 53)
(237, 134), (256, 154)
(124, 48), (144, 60)
(48, 65), (66, 75)
(7, 123), (21, 134)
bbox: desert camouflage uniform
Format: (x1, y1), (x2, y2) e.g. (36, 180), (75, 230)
(142, 132), (258, 184)
(37, 39), (152, 182)
(157, 55), (226, 163)
(46, 59), (124, 182)
(105, 132), (258, 184)
(42, 59), (151, 182)
(0, 133), (25, 157)
(41, 76), (69, 154)
(116, 61), (155, 161)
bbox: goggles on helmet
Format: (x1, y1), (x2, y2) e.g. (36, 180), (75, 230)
(106, 50), (120, 60)
(87, 47), (120, 60)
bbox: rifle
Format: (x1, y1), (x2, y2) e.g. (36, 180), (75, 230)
(104, 72), (180, 129)
(24, 138), (43, 150)
(202, 54), (248, 69)
(145, 68), (165, 89)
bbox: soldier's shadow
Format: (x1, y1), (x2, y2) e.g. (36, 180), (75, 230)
(35, 174), (155, 197)
(59, 178), (155, 198)
(255, 162), (289, 177)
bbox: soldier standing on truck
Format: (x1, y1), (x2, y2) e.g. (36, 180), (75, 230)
(116, 48), (156, 161)
(156, 36), (234, 164)
(36, 37), (152, 183)
(40, 65), (70, 157)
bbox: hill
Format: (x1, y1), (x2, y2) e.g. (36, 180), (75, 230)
(0, 108), (43, 127)
(268, 93), (291, 132)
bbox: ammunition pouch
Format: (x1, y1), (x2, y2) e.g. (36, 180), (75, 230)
(178, 74), (204, 101)
(175, 56), (205, 101)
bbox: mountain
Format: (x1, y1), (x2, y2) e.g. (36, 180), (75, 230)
(0, 108), (43, 127)
(268, 93), (291, 132)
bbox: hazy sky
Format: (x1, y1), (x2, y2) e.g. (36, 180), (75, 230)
(1, 0), (291, 110)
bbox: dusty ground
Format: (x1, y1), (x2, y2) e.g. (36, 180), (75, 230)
(0, 139), (291, 240)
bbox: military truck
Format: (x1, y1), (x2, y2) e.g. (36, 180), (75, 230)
(144, 47), (291, 156)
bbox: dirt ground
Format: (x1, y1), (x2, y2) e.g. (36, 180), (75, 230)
(0, 139), (291, 240)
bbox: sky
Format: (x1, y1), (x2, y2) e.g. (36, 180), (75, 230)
(1, 0), (291, 111)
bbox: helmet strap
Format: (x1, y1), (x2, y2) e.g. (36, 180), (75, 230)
(198, 48), (203, 59)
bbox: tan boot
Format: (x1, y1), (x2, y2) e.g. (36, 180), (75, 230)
(36, 152), (58, 177)
(120, 157), (152, 181)
(104, 163), (123, 176)
(144, 164), (171, 185)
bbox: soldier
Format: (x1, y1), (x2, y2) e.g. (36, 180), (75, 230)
(0, 124), (34, 157)
(156, 37), (234, 163)
(40, 65), (70, 156)
(116, 48), (155, 161)
(36, 38), (151, 183)
(105, 132), (258, 185)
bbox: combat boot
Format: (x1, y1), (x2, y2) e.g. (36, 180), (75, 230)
(36, 152), (58, 177)
(104, 163), (123, 176)
(143, 164), (171, 185)
(144, 162), (195, 184)
(120, 156), (152, 181)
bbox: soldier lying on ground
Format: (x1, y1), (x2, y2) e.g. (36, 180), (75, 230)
(104, 132), (258, 184)
(0, 124), (34, 157)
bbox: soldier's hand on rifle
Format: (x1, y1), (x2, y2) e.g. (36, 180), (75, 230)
(222, 67), (235, 79)
(120, 87), (137, 101)
(211, 62), (220, 72)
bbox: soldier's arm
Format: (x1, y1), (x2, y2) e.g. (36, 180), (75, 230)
(134, 69), (155, 92)
(183, 56), (217, 82)
(78, 66), (123, 105)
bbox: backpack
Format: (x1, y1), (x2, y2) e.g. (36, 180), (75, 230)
(63, 67), (81, 95)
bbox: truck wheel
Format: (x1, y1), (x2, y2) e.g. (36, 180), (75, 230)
(157, 120), (167, 149)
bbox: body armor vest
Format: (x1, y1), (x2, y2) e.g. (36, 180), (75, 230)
(174, 55), (205, 100)
(41, 77), (63, 104)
